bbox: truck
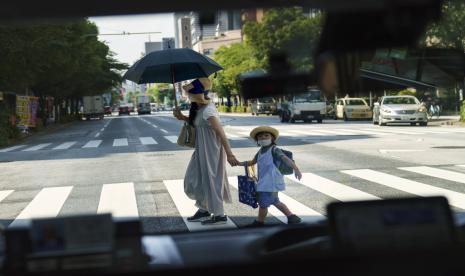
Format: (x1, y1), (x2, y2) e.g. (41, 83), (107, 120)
(137, 96), (151, 115)
(278, 88), (327, 123)
(82, 95), (104, 120)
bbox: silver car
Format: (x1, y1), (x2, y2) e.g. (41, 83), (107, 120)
(373, 96), (428, 126)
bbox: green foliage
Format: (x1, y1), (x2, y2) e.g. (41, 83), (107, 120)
(218, 105), (231, 113)
(243, 7), (323, 71)
(397, 88), (417, 96)
(461, 100), (465, 122)
(213, 43), (260, 99)
(0, 19), (127, 101)
(0, 105), (20, 147)
(422, 0), (465, 50)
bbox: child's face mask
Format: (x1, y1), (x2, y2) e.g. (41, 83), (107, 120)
(257, 139), (272, 147)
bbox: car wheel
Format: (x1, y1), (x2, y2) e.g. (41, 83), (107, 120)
(410, 122), (417, 126)
(343, 113), (349, 121)
(373, 117), (378, 125)
(420, 122), (428, 126)
(317, 119), (323, 124)
(290, 116), (296, 123)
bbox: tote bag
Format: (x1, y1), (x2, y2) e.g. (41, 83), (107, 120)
(237, 165), (258, 209)
(177, 122), (195, 148)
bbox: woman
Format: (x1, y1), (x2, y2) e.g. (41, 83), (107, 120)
(173, 78), (240, 225)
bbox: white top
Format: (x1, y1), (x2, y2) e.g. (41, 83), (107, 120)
(202, 103), (220, 121)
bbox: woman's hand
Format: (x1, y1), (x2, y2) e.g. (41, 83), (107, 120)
(173, 108), (186, 121)
(227, 154), (240, 167)
(294, 169), (302, 181)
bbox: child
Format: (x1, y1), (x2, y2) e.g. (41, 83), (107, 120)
(238, 126), (303, 226)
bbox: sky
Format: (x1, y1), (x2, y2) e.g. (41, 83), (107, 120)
(90, 13), (175, 65)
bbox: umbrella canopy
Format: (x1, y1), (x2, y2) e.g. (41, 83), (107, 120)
(123, 48), (223, 84)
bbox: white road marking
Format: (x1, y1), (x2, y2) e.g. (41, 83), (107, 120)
(361, 128), (424, 135)
(97, 183), (139, 219)
(82, 140), (102, 148)
(287, 173), (379, 201)
(379, 149), (425, 154)
(160, 129), (169, 133)
(225, 132), (247, 140)
(164, 180), (237, 231)
(0, 145), (27, 152)
(399, 166), (465, 184)
(9, 186), (73, 228)
(164, 136), (179, 143)
(457, 165), (465, 168)
(53, 142), (77, 150)
(95, 132), (101, 138)
(0, 190), (14, 203)
(100, 128), (105, 131)
(342, 169), (465, 209)
(151, 124), (158, 128)
(228, 177), (323, 224)
(113, 138), (128, 147)
(288, 130), (325, 136)
(22, 143), (52, 151)
(335, 128), (390, 136)
(139, 137), (158, 145)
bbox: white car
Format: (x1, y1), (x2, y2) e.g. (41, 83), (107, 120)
(335, 98), (372, 121)
(373, 96), (428, 126)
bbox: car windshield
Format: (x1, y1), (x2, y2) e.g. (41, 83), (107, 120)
(0, 2), (464, 273)
(346, 99), (367, 106)
(383, 97), (419, 105)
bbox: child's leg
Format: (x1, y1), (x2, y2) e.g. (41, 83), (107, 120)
(274, 202), (293, 217)
(257, 207), (268, 223)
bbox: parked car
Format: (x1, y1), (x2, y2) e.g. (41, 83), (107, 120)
(118, 105), (130, 116)
(373, 95), (428, 126)
(335, 98), (373, 121)
(251, 97), (277, 116)
(104, 106), (112, 115)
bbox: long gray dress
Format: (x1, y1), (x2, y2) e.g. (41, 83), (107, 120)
(184, 103), (232, 216)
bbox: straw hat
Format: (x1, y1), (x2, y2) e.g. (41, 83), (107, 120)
(182, 78), (212, 104)
(250, 126), (280, 141)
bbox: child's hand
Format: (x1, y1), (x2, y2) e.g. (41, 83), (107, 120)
(294, 170), (302, 181)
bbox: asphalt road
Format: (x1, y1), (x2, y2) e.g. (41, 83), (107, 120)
(1, 112), (465, 233)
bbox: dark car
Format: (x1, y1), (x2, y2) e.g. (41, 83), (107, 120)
(104, 106), (112, 115)
(118, 105), (130, 116)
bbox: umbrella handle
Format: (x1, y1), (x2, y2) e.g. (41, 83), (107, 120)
(171, 65), (178, 109)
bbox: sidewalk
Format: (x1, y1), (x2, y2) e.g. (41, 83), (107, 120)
(428, 115), (463, 126)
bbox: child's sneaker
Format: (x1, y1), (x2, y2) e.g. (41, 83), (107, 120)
(187, 209), (211, 222)
(201, 215), (228, 225)
(287, 214), (302, 224)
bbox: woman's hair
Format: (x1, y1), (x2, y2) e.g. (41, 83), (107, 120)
(188, 102), (199, 126)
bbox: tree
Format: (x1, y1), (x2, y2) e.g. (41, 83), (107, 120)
(422, 0), (465, 50)
(213, 43), (260, 105)
(243, 7), (323, 72)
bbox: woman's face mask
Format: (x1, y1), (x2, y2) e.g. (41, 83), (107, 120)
(257, 139), (272, 147)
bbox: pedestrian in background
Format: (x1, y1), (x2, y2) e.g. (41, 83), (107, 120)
(237, 126), (303, 226)
(173, 78), (240, 225)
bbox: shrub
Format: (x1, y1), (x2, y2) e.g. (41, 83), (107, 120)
(0, 105), (20, 147)
(461, 100), (465, 122)
(218, 105), (231, 113)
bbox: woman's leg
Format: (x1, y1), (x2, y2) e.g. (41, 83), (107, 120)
(257, 208), (268, 223)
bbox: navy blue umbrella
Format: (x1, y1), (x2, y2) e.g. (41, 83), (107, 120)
(123, 48), (223, 107)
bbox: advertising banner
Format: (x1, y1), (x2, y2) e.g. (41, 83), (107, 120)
(16, 96), (39, 128)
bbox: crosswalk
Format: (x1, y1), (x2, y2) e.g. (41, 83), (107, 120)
(1, 164), (465, 231)
(2, 126), (465, 153)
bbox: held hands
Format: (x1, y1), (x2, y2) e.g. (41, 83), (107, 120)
(227, 154), (241, 167)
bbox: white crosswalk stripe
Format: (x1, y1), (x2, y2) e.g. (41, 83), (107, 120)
(399, 166), (465, 184)
(22, 143), (52, 151)
(82, 140), (102, 148)
(9, 186), (73, 228)
(164, 136), (179, 144)
(113, 138), (128, 147)
(341, 169), (465, 210)
(53, 141), (77, 150)
(0, 190), (14, 203)
(139, 137), (158, 145)
(228, 177), (323, 224)
(164, 179), (237, 231)
(287, 173), (380, 201)
(225, 132), (247, 140)
(97, 183), (139, 219)
(360, 128), (424, 135)
(0, 145), (27, 152)
(335, 128), (390, 136)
